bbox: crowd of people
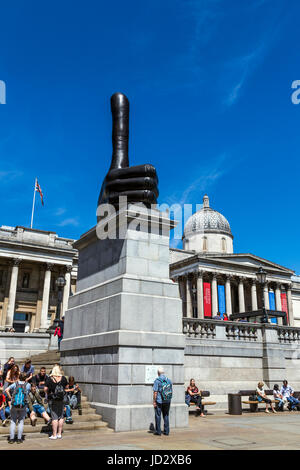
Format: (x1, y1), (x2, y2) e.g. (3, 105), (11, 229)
(0, 356), (82, 443)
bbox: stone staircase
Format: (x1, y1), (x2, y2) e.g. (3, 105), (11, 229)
(0, 350), (111, 441)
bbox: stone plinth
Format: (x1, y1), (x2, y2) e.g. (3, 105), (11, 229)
(60, 205), (188, 431)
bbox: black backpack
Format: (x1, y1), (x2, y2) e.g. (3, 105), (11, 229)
(52, 378), (65, 401)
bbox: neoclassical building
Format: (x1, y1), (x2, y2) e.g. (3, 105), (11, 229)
(0, 225), (77, 332)
(170, 195), (300, 326)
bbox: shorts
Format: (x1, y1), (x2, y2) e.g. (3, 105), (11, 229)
(32, 404), (46, 415)
(49, 400), (64, 420)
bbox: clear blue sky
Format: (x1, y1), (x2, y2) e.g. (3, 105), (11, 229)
(0, 0), (299, 273)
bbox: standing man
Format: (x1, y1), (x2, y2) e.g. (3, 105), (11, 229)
(280, 380), (300, 410)
(153, 367), (172, 436)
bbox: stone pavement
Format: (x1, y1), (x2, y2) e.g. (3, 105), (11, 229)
(1, 411), (300, 450)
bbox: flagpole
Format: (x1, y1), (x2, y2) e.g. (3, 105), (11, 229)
(30, 177), (37, 229)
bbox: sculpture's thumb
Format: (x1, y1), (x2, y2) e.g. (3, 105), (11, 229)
(109, 92), (129, 170)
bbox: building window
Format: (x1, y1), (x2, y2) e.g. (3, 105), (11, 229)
(221, 237), (227, 253)
(202, 237), (207, 252)
(22, 272), (30, 288)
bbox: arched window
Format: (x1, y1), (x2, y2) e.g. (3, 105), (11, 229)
(202, 237), (207, 252)
(221, 237), (227, 253)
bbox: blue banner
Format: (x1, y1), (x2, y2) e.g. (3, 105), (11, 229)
(218, 284), (226, 317)
(269, 291), (277, 324)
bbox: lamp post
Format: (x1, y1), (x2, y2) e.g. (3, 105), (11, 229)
(48, 275), (66, 332)
(256, 267), (268, 323)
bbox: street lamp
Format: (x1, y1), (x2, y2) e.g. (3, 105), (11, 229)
(256, 267), (268, 323)
(48, 275), (66, 332)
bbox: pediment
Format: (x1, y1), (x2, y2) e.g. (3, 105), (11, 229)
(202, 253), (294, 274)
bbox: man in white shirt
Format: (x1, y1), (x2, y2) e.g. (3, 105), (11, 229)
(280, 380), (300, 411)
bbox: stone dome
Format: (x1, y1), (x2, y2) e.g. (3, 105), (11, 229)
(184, 195), (233, 239)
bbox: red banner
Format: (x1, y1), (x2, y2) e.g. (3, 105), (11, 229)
(281, 292), (289, 324)
(203, 282), (212, 317)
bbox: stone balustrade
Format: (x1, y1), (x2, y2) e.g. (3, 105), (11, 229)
(182, 317), (300, 343)
(277, 326), (300, 343)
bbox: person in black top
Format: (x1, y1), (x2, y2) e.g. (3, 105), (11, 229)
(44, 365), (68, 440)
(33, 367), (48, 397)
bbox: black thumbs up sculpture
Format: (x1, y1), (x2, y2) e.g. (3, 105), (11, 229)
(98, 93), (159, 213)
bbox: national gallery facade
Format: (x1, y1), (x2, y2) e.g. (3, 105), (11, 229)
(170, 195), (300, 327)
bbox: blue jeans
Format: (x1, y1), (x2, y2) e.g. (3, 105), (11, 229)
(0, 408), (5, 421)
(64, 404), (71, 418)
(154, 402), (170, 435)
(287, 396), (299, 409)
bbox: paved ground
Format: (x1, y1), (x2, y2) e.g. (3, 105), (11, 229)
(1, 411), (300, 450)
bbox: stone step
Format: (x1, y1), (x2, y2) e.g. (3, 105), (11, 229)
(26, 413), (102, 424)
(0, 420), (108, 440)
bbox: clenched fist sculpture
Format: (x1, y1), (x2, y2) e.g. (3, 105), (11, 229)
(97, 93), (159, 213)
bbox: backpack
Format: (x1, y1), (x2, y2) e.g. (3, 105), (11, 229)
(12, 382), (27, 408)
(158, 377), (173, 402)
(52, 379), (65, 401)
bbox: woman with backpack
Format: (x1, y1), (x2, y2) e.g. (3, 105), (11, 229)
(44, 365), (68, 440)
(6, 372), (31, 444)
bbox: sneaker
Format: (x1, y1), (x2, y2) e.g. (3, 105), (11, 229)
(2, 419), (7, 427)
(8, 439), (14, 444)
(57, 434), (62, 439)
(17, 439), (22, 444)
(49, 435), (57, 440)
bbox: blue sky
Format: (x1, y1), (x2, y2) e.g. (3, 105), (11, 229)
(0, 0), (299, 273)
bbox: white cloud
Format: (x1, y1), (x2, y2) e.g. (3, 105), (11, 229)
(58, 218), (79, 227)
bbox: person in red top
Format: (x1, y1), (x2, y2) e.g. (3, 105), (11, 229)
(186, 379), (204, 417)
(0, 387), (7, 426)
(223, 314), (229, 321)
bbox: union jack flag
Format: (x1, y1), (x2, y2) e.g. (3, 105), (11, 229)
(36, 180), (44, 206)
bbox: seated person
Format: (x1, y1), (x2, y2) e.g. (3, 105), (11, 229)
(65, 376), (82, 414)
(273, 384), (286, 411)
(0, 387), (7, 426)
(256, 382), (276, 413)
(280, 380), (300, 411)
(27, 382), (51, 426)
(185, 379), (204, 417)
(21, 359), (35, 383)
(33, 367), (48, 397)
(64, 404), (73, 424)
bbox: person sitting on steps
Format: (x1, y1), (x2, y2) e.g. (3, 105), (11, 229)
(27, 382), (52, 427)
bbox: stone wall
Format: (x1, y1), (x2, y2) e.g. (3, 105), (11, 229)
(0, 332), (51, 364)
(183, 319), (300, 409)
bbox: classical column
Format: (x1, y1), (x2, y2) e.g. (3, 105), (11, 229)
(40, 263), (53, 331)
(5, 258), (21, 328)
(211, 274), (218, 316)
(186, 276), (193, 318)
(238, 277), (245, 313)
(275, 283), (283, 325)
(62, 265), (72, 317)
(33, 267), (46, 332)
(197, 270), (204, 319)
(287, 284), (294, 326)
(178, 276), (187, 317)
(251, 280), (258, 311)
(264, 282), (270, 310)
(225, 275), (232, 315)
(1, 268), (11, 329)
